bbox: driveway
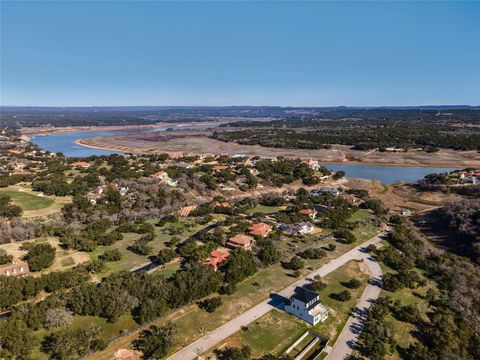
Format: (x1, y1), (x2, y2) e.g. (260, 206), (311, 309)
(325, 250), (383, 360)
(166, 231), (386, 360)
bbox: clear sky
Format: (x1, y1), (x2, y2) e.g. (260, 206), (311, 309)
(1, 1), (479, 106)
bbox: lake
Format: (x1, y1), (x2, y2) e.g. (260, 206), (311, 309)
(31, 130), (457, 184)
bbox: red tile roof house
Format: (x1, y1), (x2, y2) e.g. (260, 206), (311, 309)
(70, 161), (90, 168)
(212, 165), (228, 172)
(0, 261), (30, 277)
(177, 205), (198, 217)
(208, 250), (230, 271)
(226, 234), (255, 250)
(213, 202), (231, 208)
(299, 209), (317, 220)
(248, 223), (273, 237)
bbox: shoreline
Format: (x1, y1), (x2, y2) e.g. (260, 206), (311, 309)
(75, 138), (465, 168)
(21, 121), (222, 138)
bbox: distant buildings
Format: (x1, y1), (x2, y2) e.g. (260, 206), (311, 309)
(70, 161), (90, 168)
(285, 286), (329, 325)
(177, 205), (197, 217)
(400, 208), (412, 216)
(299, 209), (317, 220)
(311, 188), (340, 197)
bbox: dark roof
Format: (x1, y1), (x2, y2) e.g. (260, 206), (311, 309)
(291, 286), (318, 304)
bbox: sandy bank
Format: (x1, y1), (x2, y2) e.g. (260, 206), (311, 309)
(76, 134), (480, 168)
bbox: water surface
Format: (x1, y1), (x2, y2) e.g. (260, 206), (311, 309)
(31, 130), (457, 183)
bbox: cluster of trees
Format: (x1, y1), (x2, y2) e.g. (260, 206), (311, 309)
(24, 242), (56, 271)
(440, 199), (480, 263)
(215, 114), (480, 151)
(0, 194), (22, 218)
(0, 265), (91, 308)
(254, 158), (328, 187)
(359, 222), (480, 360)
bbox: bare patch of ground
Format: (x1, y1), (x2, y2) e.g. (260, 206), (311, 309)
(78, 131), (480, 167)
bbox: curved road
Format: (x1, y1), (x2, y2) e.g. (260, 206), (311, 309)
(325, 252), (383, 359)
(166, 231), (386, 360)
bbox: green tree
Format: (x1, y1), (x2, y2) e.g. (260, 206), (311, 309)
(133, 323), (176, 359)
(26, 243), (56, 271)
(0, 319), (35, 360)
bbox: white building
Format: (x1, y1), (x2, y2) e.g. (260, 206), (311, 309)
(285, 287), (329, 325)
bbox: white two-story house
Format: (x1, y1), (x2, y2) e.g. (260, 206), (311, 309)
(284, 286), (329, 325)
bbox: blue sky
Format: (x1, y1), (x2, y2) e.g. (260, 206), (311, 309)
(1, 1), (479, 106)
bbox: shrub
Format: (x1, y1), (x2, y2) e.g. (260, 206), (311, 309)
(330, 290), (351, 302)
(99, 249), (122, 262)
(282, 256), (304, 270)
(299, 248), (326, 259)
(128, 239), (152, 255)
(342, 278), (362, 289)
(198, 297), (222, 313)
(157, 248), (177, 265)
(26, 243), (56, 271)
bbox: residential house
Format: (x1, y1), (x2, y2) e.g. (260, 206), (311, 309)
(213, 202), (230, 208)
(166, 152), (184, 159)
(225, 234), (255, 250)
(0, 261), (30, 277)
(177, 205), (197, 217)
(208, 250), (230, 271)
(305, 159), (321, 171)
(70, 161), (90, 168)
(150, 172), (178, 187)
(150, 171), (170, 181)
(299, 209), (317, 220)
(400, 208), (412, 216)
(310, 188), (340, 197)
(284, 286), (329, 325)
(212, 165), (228, 172)
(248, 223), (273, 237)
(278, 222), (314, 235)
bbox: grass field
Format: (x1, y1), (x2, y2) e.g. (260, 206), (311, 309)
(347, 209), (372, 223)
(85, 221), (382, 359)
(246, 204), (283, 214)
(202, 260), (369, 359)
(378, 257), (434, 359)
(311, 260), (369, 343)
(0, 189), (54, 210)
(0, 184), (71, 218)
(204, 310), (308, 358)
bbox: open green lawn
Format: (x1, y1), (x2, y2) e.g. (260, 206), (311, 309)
(311, 261), (369, 344)
(378, 254), (435, 359)
(347, 209), (372, 223)
(0, 189), (54, 211)
(201, 260), (369, 359)
(32, 315), (138, 360)
(86, 221), (382, 359)
(205, 310), (308, 358)
(246, 205), (283, 214)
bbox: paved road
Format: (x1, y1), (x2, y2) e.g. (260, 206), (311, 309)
(325, 254), (383, 360)
(166, 231), (386, 360)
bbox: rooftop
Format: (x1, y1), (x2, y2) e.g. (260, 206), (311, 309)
(291, 286), (319, 304)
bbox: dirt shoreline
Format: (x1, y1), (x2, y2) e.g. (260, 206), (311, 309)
(76, 136), (479, 168)
(20, 122), (222, 139)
